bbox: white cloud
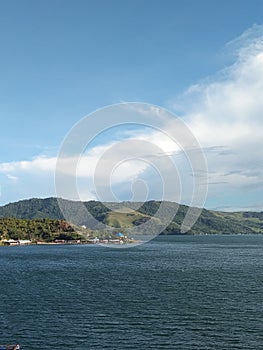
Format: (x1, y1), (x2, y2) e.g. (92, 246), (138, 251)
(6, 174), (19, 181)
(0, 156), (56, 174)
(2, 25), (263, 210)
(169, 24), (263, 209)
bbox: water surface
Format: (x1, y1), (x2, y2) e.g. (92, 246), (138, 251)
(0, 235), (262, 349)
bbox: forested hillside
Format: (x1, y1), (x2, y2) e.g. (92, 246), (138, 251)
(0, 218), (82, 242)
(0, 198), (263, 235)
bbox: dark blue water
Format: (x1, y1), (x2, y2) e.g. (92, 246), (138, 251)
(0, 235), (262, 349)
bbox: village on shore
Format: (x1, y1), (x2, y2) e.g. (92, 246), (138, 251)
(1, 232), (138, 246)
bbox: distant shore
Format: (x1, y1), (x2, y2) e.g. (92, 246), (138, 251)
(0, 237), (140, 246)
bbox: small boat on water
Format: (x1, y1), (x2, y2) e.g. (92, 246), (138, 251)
(0, 345), (21, 350)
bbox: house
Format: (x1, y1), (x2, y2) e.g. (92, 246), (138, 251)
(4, 239), (32, 246)
(18, 240), (31, 245)
(4, 239), (19, 246)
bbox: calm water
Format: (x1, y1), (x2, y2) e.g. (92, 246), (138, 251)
(0, 235), (262, 349)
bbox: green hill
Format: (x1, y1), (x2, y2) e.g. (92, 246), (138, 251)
(0, 197), (263, 235)
(0, 218), (83, 243)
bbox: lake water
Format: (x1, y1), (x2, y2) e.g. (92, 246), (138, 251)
(0, 235), (262, 349)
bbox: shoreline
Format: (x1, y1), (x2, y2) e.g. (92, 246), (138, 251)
(0, 238), (141, 247)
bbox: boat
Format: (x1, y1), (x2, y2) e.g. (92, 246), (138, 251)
(0, 345), (21, 350)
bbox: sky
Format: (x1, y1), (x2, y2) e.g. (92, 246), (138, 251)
(1, 0), (263, 211)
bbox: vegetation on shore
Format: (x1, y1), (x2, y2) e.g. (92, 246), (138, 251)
(0, 218), (83, 243)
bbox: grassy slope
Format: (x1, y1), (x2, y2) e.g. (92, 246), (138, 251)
(105, 208), (151, 228)
(211, 211), (263, 234)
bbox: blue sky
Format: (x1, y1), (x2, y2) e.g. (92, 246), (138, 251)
(1, 0), (263, 211)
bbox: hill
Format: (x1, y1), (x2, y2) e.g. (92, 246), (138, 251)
(0, 197), (263, 235)
(0, 218), (83, 243)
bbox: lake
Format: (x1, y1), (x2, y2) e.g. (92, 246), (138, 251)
(0, 235), (262, 349)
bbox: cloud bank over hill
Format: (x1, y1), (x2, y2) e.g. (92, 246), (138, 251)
(1, 25), (263, 211)
(172, 24), (263, 210)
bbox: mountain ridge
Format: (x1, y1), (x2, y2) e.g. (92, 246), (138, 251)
(0, 197), (263, 235)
